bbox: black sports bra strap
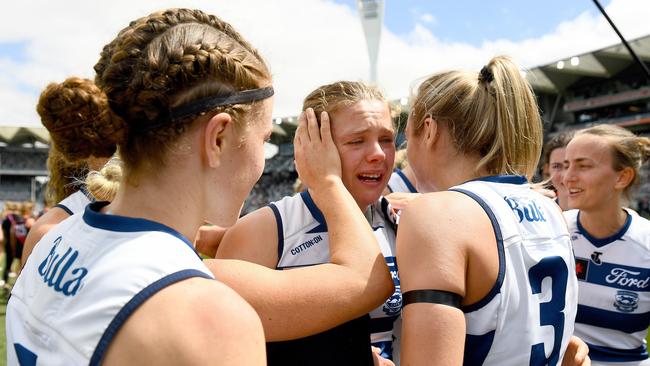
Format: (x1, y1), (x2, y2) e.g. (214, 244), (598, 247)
(402, 289), (462, 309)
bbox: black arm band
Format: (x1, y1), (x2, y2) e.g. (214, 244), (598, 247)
(402, 289), (463, 309)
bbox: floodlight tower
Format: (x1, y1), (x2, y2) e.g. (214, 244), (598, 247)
(357, 0), (384, 85)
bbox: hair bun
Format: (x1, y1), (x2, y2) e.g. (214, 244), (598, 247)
(37, 77), (126, 162)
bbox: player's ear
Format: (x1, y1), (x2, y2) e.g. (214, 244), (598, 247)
(203, 113), (232, 168)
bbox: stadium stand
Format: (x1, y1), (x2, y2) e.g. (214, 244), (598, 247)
(2, 35), (649, 212)
(528, 34), (650, 209)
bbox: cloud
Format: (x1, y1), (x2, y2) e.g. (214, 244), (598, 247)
(419, 13), (436, 24)
(1, 0), (649, 126)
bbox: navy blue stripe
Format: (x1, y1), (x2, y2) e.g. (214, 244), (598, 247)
(586, 343), (648, 362)
(469, 175), (527, 185)
(576, 304), (650, 333)
(394, 168), (418, 193)
(575, 256), (650, 292)
(464, 331), (495, 366)
(268, 203), (284, 269)
(300, 191), (328, 233)
(83, 202), (197, 256)
(577, 210), (632, 247)
(14, 343), (37, 366)
(89, 269), (213, 365)
(450, 189), (505, 313)
(54, 204), (73, 216)
(370, 315), (398, 333)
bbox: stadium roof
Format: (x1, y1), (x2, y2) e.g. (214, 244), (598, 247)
(0, 126), (49, 146)
(526, 34), (650, 94)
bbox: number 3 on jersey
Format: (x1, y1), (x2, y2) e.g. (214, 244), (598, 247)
(528, 256), (569, 366)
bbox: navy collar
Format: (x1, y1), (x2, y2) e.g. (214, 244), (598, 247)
(82, 202), (198, 255)
(577, 210), (632, 248)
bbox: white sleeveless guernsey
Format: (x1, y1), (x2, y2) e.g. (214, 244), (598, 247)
(566, 208), (650, 366)
(7, 202), (214, 366)
(449, 175), (578, 366)
(386, 168), (417, 194)
(270, 191), (402, 360)
(55, 188), (94, 216)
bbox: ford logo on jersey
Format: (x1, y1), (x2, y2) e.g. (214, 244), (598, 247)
(37, 236), (89, 296)
(504, 196), (546, 223)
(606, 268), (650, 289)
(614, 290), (639, 312)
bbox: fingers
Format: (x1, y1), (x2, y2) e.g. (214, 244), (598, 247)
(294, 111), (306, 146)
(320, 111), (332, 146)
(305, 108), (320, 143)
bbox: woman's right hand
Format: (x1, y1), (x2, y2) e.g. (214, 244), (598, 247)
(293, 108), (342, 193)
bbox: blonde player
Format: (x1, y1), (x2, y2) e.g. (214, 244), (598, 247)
(564, 124), (650, 365)
(398, 56), (579, 365)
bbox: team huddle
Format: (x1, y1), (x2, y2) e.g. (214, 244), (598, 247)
(5, 7), (650, 366)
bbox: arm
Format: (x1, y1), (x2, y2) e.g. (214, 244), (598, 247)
(21, 207), (70, 268)
(215, 207), (279, 268)
(397, 193), (469, 366)
(205, 109), (393, 341)
(194, 224), (229, 259)
(103, 278), (265, 366)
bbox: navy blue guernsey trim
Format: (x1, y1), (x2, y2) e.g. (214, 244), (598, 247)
(469, 175), (527, 185)
(450, 188), (506, 313)
(577, 210), (632, 248)
(464, 330), (496, 366)
(586, 343), (648, 362)
(576, 304), (650, 333)
(268, 203), (285, 269)
(394, 168), (418, 193)
(89, 269), (212, 365)
(83, 202), (198, 256)
(54, 204), (73, 216)
(300, 191), (328, 233)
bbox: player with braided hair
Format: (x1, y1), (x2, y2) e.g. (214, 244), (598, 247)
(20, 78), (121, 269)
(8, 8), (391, 365)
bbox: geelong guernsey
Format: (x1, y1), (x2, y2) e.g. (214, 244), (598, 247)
(566, 208), (650, 365)
(266, 191), (401, 364)
(386, 168), (417, 194)
(7, 202), (213, 365)
(55, 188), (95, 216)
(450, 175), (578, 366)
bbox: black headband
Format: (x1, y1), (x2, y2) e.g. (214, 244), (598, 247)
(135, 86), (274, 133)
(169, 86), (274, 121)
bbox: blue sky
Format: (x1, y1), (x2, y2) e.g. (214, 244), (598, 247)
(335, 0), (613, 46)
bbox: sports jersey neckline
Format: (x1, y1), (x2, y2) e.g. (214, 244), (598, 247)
(576, 209), (632, 248)
(82, 201), (197, 254)
(467, 175), (527, 185)
(393, 168), (418, 193)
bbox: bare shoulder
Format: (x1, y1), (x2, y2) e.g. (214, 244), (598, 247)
(217, 206), (278, 267)
(397, 191), (493, 294)
(399, 191), (488, 240)
(103, 277), (265, 366)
